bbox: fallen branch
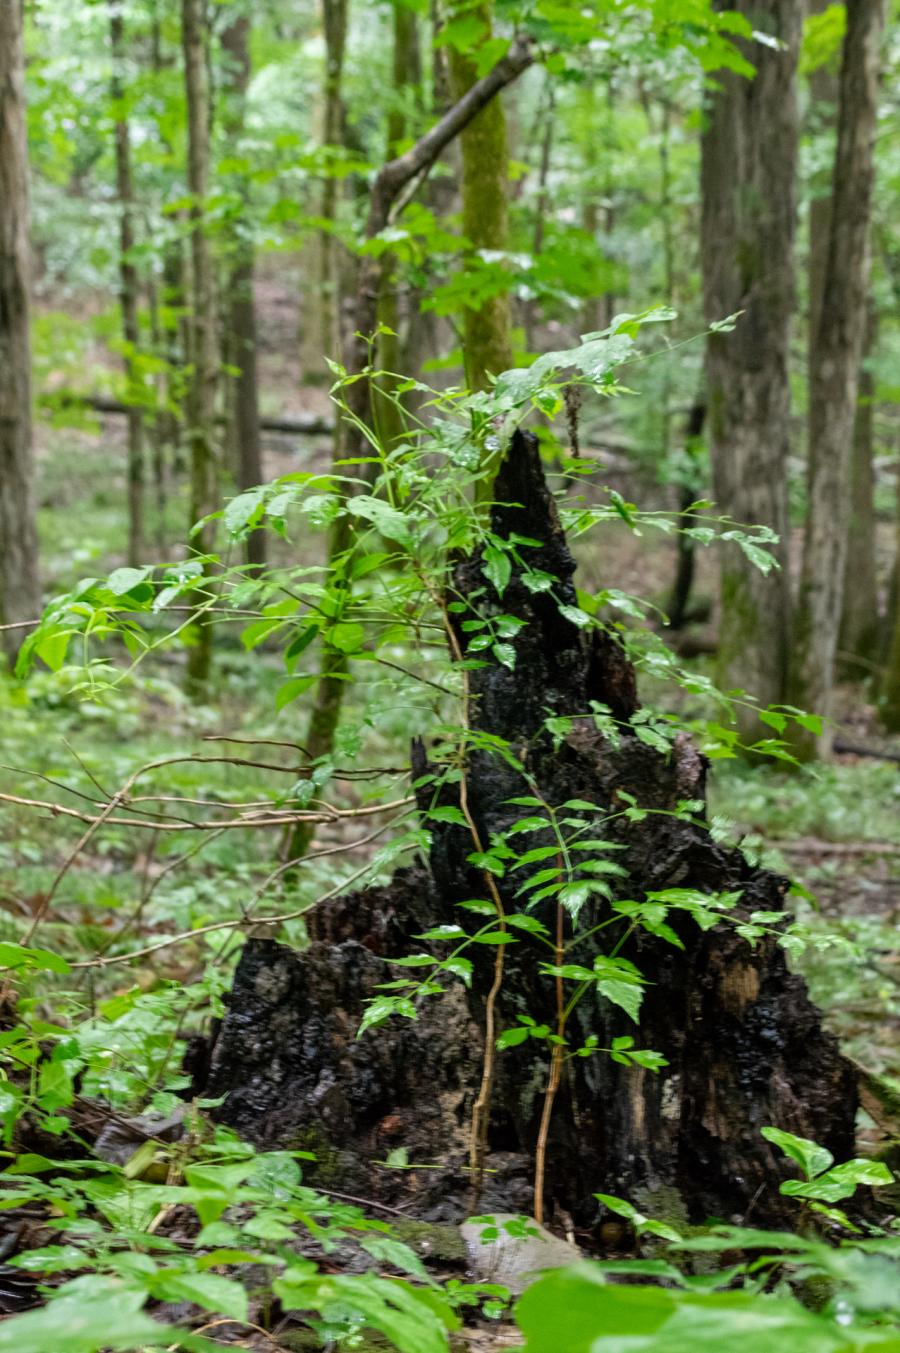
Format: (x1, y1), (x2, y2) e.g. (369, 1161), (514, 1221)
(41, 391), (334, 438)
(0, 788), (412, 832)
(833, 737), (900, 765)
(769, 836), (900, 856)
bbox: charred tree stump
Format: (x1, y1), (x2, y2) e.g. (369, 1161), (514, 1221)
(198, 431), (856, 1229)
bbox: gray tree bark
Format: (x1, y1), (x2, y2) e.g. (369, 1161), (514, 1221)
(700, 1), (801, 740)
(320, 0), (348, 370)
(791, 0), (885, 754)
(109, 0), (145, 568)
(838, 308), (879, 670)
(181, 0), (219, 694)
(220, 13), (264, 569)
(0, 0), (41, 661)
(881, 489), (900, 732)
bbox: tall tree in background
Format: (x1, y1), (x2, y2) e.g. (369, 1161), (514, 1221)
(220, 9), (264, 569)
(791, 0), (885, 753)
(882, 475), (900, 732)
(700, 1), (801, 737)
(0, 0), (41, 659)
(448, 0), (513, 389)
(373, 0), (422, 449)
(880, 234), (900, 730)
(181, 0), (218, 692)
(839, 307), (879, 668)
(109, 0), (145, 567)
(310, 0), (348, 376)
(806, 3), (879, 673)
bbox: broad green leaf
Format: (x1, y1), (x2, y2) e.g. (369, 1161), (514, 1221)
(597, 978), (643, 1022)
(496, 1025), (531, 1049)
(514, 1263), (862, 1353)
(274, 1270), (455, 1353)
(483, 546), (512, 595)
(329, 621), (366, 653)
(0, 943), (71, 974)
(761, 1126), (833, 1181)
(0, 1293), (217, 1353)
(153, 1270), (249, 1322)
(427, 805), (468, 827)
(106, 566), (152, 596)
(347, 496), (412, 545)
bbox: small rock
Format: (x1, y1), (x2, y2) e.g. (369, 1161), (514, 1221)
(459, 1213), (582, 1294)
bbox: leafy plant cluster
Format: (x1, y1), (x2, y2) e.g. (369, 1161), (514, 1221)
(1, 320), (891, 1350)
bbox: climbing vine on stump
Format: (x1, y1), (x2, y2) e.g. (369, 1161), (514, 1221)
(198, 431), (856, 1231)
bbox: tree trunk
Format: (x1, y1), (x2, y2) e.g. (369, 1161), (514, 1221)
(220, 13), (264, 570)
(838, 307), (879, 671)
(881, 497), (900, 733)
(700, 0), (800, 741)
(312, 0), (348, 377)
(0, 0), (41, 660)
(146, 277), (169, 554)
(523, 75), (554, 352)
(581, 68), (616, 337)
(181, 0), (218, 695)
(109, 0), (145, 568)
(806, 1), (839, 371)
(448, 1), (513, 390)
(373, 0), (421, 452)
(790, 0), (885, 755)
(199, 431), (856, 1229)
(667, 398), (707, 632)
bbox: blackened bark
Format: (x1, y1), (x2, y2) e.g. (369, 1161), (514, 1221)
(202, 432), (855, 1229)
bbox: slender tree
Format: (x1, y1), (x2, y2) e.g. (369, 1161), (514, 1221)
(181, 0), (218, 693)
(373, 0), (423, 449)
(0, 0), (41, 660)
(302, 0), (348, 380)
(882, 488), (900, 732)
(220, 10), (264, 568)
(838, 307), (879, 669)
(806, 0), (840, 369)
(581, 66), (616, 336)
(448, 1), (513, 389)
(109, 0), (145, 567)
(147, 3), (184, 540)
(791, 0), (885, 753)
(524, 75), (555, 352)
(700, 1), (801, 739)
(805, 5), (879, 675)
(879, 234), (900, 726)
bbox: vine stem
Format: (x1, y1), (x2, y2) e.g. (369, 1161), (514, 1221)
(435, 591), (506, 1202)
(534, 894), (565, 1225)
